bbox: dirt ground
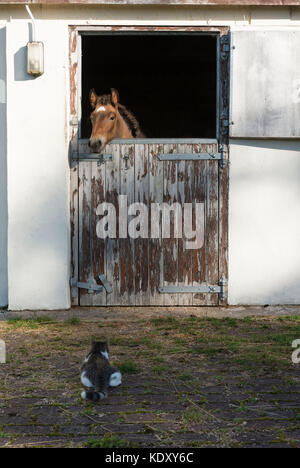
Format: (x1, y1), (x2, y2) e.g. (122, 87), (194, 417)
(0, 307), (300, 448)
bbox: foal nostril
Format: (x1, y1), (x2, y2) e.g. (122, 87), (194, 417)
(89, 139), (100, 153)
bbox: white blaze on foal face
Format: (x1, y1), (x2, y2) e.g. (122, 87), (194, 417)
(96, 106), (106, 112)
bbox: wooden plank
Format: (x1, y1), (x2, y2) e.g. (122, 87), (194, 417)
(192, 144), (208, 306)
(78, 144), (92, 306)
(105, 144), (120, 306)
(4, 1), (297, 6)
(205, 143), (219, 306)
(218, 145), (229, 305)
(69, 27), (79, 306)
(177, 144), (193, 306)
(163, 143), (178, 306)
(70, 158), (79, 306)
(149, 144), (164, 306)
(119, 144), (135, 305)
(90, 147), (107, 306)
(134, 144), (150, 305)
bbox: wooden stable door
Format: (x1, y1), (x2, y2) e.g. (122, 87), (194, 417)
(73, 141), (228, 306)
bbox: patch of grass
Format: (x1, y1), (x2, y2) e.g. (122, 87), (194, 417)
(183, 406), (212, 424)
(191, 346), (225, 357)
(179, 373), (192, 382)
(64, 317), (81, 326)
(233, 351), (287, 371)
(236, 401), (249, 413)
(7, 316), (53, 329)
(151, 316), (180, 330)
(242, 316), (253, 324)
(86, 434), (131, 448)
(205, 318), (226, 328)
(152, 364), (168, 375)
(268, 334), (294, 346)
(278, 316), (300, 322)
(173, 337), (187, 345)
(118, 360), (139, 374)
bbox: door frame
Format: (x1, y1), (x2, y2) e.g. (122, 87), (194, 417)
(69, 24), (229, 306)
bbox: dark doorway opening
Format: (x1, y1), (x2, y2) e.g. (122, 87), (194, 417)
(81, 33), (217, 139)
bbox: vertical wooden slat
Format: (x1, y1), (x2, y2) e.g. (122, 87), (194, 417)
(69, 27), (79, 306)
(205, 143), (219, 306)
(177, 144), (193, 306)
(106, 144), (120, 306)
(163, 143), (178, 306)
(78, 145), (92, 306)
(192, 143), (219, 306)
(218, 145), (229, 305)
(91, 148), (107, 306)
(135, 144), (150, 305)
(119, 144), (135, 305)
(70, 161), (79, 306)
(193, 144), (208, 306)
(149, 144), (164, 306)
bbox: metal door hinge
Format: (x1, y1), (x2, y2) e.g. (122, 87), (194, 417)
(98, 275), (112, 294)
(219, 277), (227, 301)
(159, 277), (226, 301)
(70, 116), (78, 126)
(158, 153), (222, 162)
(218, 145), (228, 169)
(220, 34), (230, 60)
(72, 152), (112, 167)
(70, 278), (103, 294)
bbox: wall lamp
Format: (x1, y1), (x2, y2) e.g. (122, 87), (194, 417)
(26, 5), (44, 76)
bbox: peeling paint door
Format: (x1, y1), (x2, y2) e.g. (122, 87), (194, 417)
(76, 140), (227, 306)
(69, 26), (229, 307)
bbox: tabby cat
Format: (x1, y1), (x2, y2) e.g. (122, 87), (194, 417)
(80, 339), (122, 401)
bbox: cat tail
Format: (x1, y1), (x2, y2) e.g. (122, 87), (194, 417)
(81, 390), (108, 402)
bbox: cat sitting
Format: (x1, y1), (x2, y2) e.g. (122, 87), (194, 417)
(80, 339), (122, 402)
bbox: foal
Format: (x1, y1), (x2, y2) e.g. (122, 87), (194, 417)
(89, 88), (144, 153)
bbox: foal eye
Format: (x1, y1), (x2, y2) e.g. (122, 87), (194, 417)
(110, 116), (115, 121)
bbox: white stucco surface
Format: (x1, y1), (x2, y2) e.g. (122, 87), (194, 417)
(6, 21), (70, 310)
(229, 140), (300, 305)
(0, 6), (299, 308)
(0, 24), (8, 307)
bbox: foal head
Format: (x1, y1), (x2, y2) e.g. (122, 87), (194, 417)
(89, 88), (122, 153)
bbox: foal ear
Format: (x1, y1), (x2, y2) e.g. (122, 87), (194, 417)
(89, 89), (98, 109)
(111, 88), (119, 106)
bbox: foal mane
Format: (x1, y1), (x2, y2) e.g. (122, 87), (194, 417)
(118, 104), (144, 138)
(96, 94), (144, 138)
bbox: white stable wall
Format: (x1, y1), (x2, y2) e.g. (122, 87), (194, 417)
(0, 24), (8, 308)
(0, 5), (299, 308)
(6, 21), (70, 310)
(229, 141), (300, 305)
